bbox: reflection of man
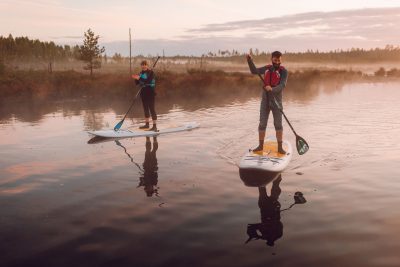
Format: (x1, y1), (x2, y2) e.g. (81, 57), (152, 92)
(138, 137), (159, 197)
(246, 175), (283, 246)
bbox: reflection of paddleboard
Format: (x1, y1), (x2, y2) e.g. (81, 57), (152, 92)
(239, 168), (280, 187)
(88, 122), (199, 138)
(239, 138), (292, 173)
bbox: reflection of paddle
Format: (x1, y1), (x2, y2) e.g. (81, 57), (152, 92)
(114, 56), (161, 131)
(281, 192), (307, 211)
(115, 140), (144, 172)
(249, 58), (309, 155)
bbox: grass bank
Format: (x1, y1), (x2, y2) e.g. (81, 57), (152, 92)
(0, 67), (389, 103)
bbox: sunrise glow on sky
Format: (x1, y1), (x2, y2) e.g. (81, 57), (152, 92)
(2, 0), (400, 55)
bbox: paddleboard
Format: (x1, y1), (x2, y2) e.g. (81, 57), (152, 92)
(239, 138), (292, 173)
(88, 122), (199, 138)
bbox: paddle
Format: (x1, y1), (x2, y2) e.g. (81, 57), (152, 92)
(281, 191), (307, 212)
(115, 140), (144, 172)
(249, 58), (309, 155)
(114, 56), (161, 131)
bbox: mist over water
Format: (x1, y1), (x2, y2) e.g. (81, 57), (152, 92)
(1, 81), (400, 267)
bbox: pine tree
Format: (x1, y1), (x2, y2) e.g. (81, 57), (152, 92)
(112, 53), (123, 63)
(79, 29), (105, 76)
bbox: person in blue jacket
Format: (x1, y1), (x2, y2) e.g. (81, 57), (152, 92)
(132, 60), (157, 131)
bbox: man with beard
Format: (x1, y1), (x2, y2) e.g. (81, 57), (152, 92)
(246, 51), (288, 154)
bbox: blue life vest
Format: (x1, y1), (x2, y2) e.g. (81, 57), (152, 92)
(139, 71), (155, 89)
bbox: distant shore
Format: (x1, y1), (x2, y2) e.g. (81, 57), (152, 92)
(0, 68), (397, 102)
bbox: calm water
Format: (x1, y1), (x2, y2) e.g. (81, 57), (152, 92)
(1, 82), (400, 267)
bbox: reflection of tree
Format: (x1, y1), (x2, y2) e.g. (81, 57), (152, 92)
(82, 110), (106, 130)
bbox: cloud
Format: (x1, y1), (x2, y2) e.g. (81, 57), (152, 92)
(98, 7), (400, 56)
(186, 7), (400, 39)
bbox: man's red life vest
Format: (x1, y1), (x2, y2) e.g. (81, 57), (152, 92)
(264, 65), (285, 87)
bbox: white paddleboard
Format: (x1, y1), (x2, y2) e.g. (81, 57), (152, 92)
(239, 138), (292, 173)
(88, 122), (199, 138)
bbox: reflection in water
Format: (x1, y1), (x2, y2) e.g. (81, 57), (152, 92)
(246, 175), (283, 247)
(139, 137), (159, 197)
(0, 74), (349, 126)
(115, 137), (159, 197)
(87, 135), (112, 144)
(89, 135), (160, 197)
(3, 81), (400, 266)
(243, 173), (307, 247)
(115, 140), (143, 172)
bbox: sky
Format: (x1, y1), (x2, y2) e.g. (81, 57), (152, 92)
(1, 0), (400, 55)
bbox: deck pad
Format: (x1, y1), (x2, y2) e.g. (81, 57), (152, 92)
(239, 138), (292, 173)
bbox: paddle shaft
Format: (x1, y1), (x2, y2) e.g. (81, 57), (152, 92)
(120, 87), (141, 123)
(118, 56), (161, 124)
(252, 61), (299, 137)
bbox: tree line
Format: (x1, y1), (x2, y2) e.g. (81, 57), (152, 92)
(0, 34), (81, 61)
(0, 29), (106, 76)
(246, 45), (400, 63)
(198, 46), (400, 63)
(2, 32), (400, 68)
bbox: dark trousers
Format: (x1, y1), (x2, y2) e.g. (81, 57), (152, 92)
(141, 89), (157, 121)
(258, 91), (282, 131)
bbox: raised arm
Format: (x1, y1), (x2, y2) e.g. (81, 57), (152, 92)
(247, 55), (267, 75)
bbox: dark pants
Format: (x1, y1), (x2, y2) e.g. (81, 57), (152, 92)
(258, 91), (283, 131)
(141, 89), (157, 121)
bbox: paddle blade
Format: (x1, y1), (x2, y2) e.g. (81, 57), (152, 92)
(296, 135), (309, 155)
(294, 191), (307, 204)
(113, 119), (124, 131)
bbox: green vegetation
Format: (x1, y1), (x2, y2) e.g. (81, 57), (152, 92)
(375, 67), (386, 77)
(0, 58), (5, 75)
(374, 67), (400, 77)
(228, 45), (400, 63)
(0, 68), (372, 102)
(78, 29), (105, 76)
(387, 68), (400, 77)
(1, 34), (400, 102)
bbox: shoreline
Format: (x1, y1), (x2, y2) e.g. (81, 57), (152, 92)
(1, 68), (389, 102)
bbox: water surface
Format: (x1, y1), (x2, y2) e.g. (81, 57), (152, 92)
(1, 82), (400, 267)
